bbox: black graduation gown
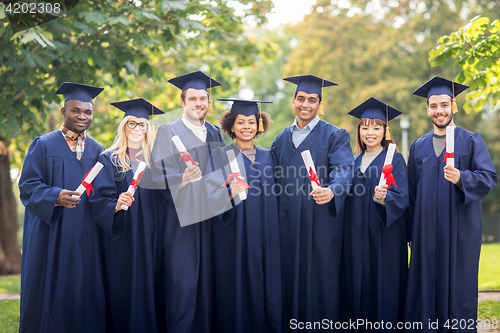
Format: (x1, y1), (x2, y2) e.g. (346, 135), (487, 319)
(18, 130), (106, 333)
(89, 151), (160, 333)
(341, 150), (408, 331)
(206, 144), (282, 333)
(404, 127), (497, 332)
(271, 120), (354, 332)
(150, 118), (225, 333)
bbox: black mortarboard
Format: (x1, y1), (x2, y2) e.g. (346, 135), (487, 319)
(217, 98), (272, 116)
(413, 76), (468, 99)
(55, 82), (104, 104)
(110, 98), (165, 119)
(168, 71), (221, 91)
(283, 75), (337, 96)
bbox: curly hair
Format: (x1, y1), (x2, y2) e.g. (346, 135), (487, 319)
(219, 111), (272, 140)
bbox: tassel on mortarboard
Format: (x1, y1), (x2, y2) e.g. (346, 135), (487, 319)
(318, 101), (324, 116)
(258, 102), (264, 132)
(385, 105), (392, 141)
(208, 100), (214, 114)
(451, 82), (458, 114)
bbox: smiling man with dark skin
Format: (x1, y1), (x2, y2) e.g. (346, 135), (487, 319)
(18, 82), (107, 333)
(271, 75), (354, 331)
(405, 76), (497, 332)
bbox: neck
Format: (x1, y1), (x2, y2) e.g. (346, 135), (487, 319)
(434, 121), (455, 136)
(235, 138), (254, 149)
(128, 141), (141, 149)
(365, 145), (382, 153)
(183, 114), (204, 127)
(296, 118), (312, 129)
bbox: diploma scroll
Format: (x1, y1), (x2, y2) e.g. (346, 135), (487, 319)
(172, 135), (201, 181)
(445, 126), (455, 168)
(121, 161), (147, 211)
(378, 143), (396, 188)
(72, 162), (104, 198)
(301, 150), (321, 190)
(226, 149), (247, 201)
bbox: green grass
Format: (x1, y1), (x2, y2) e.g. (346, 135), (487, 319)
(479, 243), (500, 290)
(0, 275), (20, 294)
(0, 300), (20, 333)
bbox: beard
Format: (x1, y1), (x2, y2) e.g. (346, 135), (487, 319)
(432, 114), (453, 129)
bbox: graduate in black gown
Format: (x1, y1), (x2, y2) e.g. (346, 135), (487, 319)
(150, 71), (225, 333)
(271, 75), (354, 331)
(89, 98), (164, 333)
(205, 99), (282, 333)
(405, 77), (497, 332)
(342, 98), (408, 331)
(19, 82), (106, 333)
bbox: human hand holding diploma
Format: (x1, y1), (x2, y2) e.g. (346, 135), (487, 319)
(221, 149), (251, 201)
(301, 150), (334, 205)
(173, 135), (202, 184)
(71, 162), (104, 198)
(119, 161), (147, 211)
(443, 126), (460, 184)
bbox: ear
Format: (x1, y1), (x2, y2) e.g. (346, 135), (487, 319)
(60, 107), (66, 117)
(180, 98), (186, 108)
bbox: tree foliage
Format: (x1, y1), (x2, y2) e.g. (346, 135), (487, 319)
(430, 15), (500, 113)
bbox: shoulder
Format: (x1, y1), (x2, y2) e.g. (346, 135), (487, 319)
(411, 131), (433, 148)
(274, 125), (293, 141)
(318, 120), (349, 137)
(85, 134), (104, 149)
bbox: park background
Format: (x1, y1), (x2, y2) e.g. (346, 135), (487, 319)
(1, 0), (500, 330)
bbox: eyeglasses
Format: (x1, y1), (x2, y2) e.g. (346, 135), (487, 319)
(126, 121), (148, 131)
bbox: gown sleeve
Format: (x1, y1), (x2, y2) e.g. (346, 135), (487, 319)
(19, 137), (63, 226)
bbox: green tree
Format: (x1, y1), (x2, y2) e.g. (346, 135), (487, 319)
(0, 0), (273, 274)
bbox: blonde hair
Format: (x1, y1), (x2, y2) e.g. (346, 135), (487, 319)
(104, 116), (154, 180)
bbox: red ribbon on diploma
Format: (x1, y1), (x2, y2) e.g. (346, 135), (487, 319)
(179, 151), (196, 165)
(130, 170), (145, 191)
(221, 171), (252, 189)
(308, 167), (321, 187)
(443, 143), (454, 162)
(382, 164), (397, 189)
(81, 169), (94, 196)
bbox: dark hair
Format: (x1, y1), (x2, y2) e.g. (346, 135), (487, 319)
(219, 111), (272, 140)
(426, 94), (453, 106)
(294, 91), (322, 103)
(356, 117), (398, 154)
(180, 89), (210, 102)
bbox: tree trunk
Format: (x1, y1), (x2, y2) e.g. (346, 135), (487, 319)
(0, 136), (22, 275)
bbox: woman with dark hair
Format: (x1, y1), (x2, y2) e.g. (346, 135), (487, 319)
(205, 99), (282, 333)
(89, 98), (164, 333)
(342, 97), (409, 331)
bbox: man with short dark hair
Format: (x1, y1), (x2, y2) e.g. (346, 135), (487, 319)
(271, 75), (354, 331)
(405, 76), (497, 332)
(19, 82), (106, 333)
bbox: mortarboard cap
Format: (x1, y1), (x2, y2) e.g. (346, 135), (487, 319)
(168, 71), (221, 91)
(413, 76), (468, 114)
(55, 82), (104, 104)
(349, 97), (402, 141)
(218, 98), (272, 117)
(283, 75), (337, 96)
(110, 98), (165, 119)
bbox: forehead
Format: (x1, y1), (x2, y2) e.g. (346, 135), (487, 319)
(65, 99), (93, 110)
(235, 114), (256, 122)
(184, 88), (209, 99)
(296, 91), (320, 99)
(428, 94), (452, 104)
(127, 115), (148, 123)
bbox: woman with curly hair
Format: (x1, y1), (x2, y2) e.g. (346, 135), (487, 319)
(206, 99), (282, 333)
(341, 97), (409, 331)
(90, 98), (164, 333)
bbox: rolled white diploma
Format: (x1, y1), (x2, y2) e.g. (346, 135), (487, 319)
(378, 143), (397, 188)
(446, 126), (455, 168)
(172, 135), (201, 182)
(121, 161), (147, 211)
(226, 149), (247, 201)
(301, 150), (320, 190)
(72, 162), (104, 198)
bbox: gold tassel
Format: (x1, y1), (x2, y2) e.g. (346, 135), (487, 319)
(385, 126), (392, 141)
(259, 115), (264, 132)
(208, 100), (213, 114)
(452, 97), (458, 114)
(318, 101), (324, 116)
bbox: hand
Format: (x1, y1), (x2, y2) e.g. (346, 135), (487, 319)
(374, 184), (388, 200)
(180, 164), (201, 188)
(229, 178), (246, 199)
(115, 192), (134, 212)
(310, 187), (334, 205)
(443, 165), (460, 184)
(57, 190), (81, 209)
